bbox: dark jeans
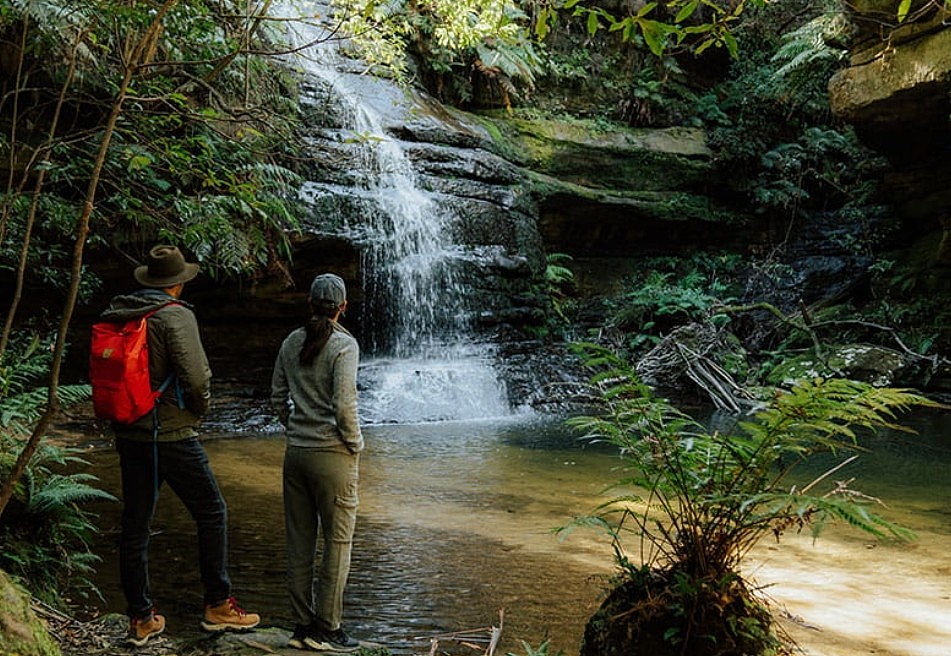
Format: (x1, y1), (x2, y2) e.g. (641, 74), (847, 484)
(116, 437), (231, 619)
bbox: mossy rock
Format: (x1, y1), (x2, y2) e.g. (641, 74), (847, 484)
(580, 568), (779, 656)
(472, 112), (714, 193)
(0, 569), (60, 656)
(766, 344), (907, 387)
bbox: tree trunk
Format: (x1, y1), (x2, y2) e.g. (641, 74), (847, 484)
(0, 0), (181, 519)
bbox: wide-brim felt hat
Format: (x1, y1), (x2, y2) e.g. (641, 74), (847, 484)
(134, 245), (200, 288)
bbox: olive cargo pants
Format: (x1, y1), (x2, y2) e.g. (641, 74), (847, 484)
(283, 446), (360, 630)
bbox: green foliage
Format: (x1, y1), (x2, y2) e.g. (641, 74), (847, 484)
(562, 344), (939, 651)
(771, 11), (848, 81)
(607, 252), (743, 354)
(0, 331), (113, 606)
(392, 0), (545, 106)
(545, 252), (574, 286)
(478, 36), (545, 86)
(506, 639), (564, 656)
(862, 254), (951, 355)
(563, 344), (937, 579)
(548, 0), (769, 58)
(0, 188), (103, 303)
(532, 252), (577, 340)
(543, 46), (599, 84)
(0, 442), (115, 606)
(1, 0), (303, 294)
(614, 54), (701, 127)
(545, 253), (573, 286)
(702, 0), (885, 226)
(0, 332), (91, 434)
(751, 126), (879, 217)
(332, 0), (779, 112)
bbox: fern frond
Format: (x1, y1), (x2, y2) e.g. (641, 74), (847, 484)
(0, 384), (91, 434)
(771, 13), (847, 79)
(565, 345), (934, 581)
(235, 161), (302, 189)
(475, 38), (543, 88)
(28, 473), (117, 514)
(805, 495), (915, 540)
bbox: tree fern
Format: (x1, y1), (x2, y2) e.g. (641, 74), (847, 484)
(475, 37), (544, 89)
(563, 342), (940, 586)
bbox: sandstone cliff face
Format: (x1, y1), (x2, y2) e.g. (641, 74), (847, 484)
(203, 63), (729, 336)
(828, 1), (951, 233)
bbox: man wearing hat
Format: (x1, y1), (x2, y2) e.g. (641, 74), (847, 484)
(97, 244), (260, 646)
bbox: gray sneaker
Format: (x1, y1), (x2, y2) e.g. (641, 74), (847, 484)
(287, 623), (311, 649)
(303, 627), (360, 652)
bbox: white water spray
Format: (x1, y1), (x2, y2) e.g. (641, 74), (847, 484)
(278, 4), (512, 423)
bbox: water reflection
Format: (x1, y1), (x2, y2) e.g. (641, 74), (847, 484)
(84, 412), (951, 655)
(86, 417), (618, 655)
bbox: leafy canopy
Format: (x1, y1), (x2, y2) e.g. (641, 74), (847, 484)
(1, 0), (303, 283)
(540, 0), (770, 57)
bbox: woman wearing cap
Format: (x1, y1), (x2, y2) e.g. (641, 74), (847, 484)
(270, 273), (365, 652)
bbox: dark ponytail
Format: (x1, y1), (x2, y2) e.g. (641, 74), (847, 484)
(299, 299), (341, 365)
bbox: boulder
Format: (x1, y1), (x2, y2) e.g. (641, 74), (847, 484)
(828, 3), (951, 226)
(0, 569), (60, 656)
(766, 344), (910, 387)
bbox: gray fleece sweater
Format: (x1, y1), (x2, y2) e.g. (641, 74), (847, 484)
(270, 322), (364, 453)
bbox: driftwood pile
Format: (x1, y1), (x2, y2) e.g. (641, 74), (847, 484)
(636, 322), (757, 413)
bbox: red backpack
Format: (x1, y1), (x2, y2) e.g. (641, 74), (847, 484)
(89, 303), (177, 424)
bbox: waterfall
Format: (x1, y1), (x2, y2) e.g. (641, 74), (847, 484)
(277, 4), (513, 424)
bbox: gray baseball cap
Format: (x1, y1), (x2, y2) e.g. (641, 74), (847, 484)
(309, 273), (346, 305)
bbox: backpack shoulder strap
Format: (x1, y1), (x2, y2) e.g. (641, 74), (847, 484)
(141, 300), (181, 321)
(142, 300), (184, 407)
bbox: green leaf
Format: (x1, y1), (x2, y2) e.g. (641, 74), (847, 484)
(586, 10), (600, 36)
(674, 0), (699, 23)
(636, 1), (658, 18)
(127, 154), (152, 171)
(721, 30), (738, 58)
(640, 19), (668, 55)
(535, 7), (550, 40)
(897, 0), (912, 22)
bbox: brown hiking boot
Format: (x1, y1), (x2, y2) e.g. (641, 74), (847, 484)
(201, 596), (260, 632)
(127, 611), (165, 646)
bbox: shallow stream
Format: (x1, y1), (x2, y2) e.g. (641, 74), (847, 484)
(82, 410), (951, 656)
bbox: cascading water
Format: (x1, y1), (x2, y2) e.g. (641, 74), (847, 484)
(278, 4), (513, 424)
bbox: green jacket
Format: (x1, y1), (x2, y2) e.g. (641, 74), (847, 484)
(99, 289), (212, 441)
